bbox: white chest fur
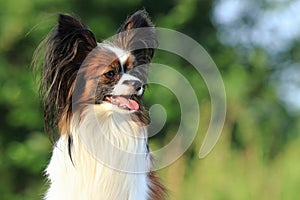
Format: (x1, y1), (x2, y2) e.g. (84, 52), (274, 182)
(44, 105), (151, 200)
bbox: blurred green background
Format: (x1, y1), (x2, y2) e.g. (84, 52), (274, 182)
(1, 0), (300, 199)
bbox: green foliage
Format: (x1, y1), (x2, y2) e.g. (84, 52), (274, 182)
(0, 0), (299, 199)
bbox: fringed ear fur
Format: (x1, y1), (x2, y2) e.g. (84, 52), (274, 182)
(117, 10), (154, 32)
(116, 10), (157, 67)
(39, 14), (97, 139)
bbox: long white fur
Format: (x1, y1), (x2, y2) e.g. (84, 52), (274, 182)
(44, 104), (151, 200)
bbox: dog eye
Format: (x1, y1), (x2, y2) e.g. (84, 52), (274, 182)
(104, 70), (115, 78)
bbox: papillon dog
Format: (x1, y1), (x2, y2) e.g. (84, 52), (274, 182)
(36, 10), (165, 200)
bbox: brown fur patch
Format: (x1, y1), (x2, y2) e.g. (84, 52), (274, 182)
(148, 171), (167, 200)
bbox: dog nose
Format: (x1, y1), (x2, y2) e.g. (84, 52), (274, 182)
(123, 80), (143, 94)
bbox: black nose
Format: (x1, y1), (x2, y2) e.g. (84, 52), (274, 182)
(123, 80), (143, 92)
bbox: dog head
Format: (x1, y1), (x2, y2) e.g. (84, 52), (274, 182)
(38, 10), (157, 136)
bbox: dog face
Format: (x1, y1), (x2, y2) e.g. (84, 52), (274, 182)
(76, 44), (144, 112)
(39, 10), (157, 136)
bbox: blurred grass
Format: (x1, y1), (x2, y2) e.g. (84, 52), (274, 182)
(157, 132), (300, 200)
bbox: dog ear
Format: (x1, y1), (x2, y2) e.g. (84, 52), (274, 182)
(117, 10), (154, 32)
(57, 14), (97, 64)
(39, 14), (97, 138)
(116, 10), (157, 66)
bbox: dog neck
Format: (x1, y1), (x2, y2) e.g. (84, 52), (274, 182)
(44, 104), (151, 200)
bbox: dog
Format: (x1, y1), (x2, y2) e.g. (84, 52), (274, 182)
(36, 10), (165, 200)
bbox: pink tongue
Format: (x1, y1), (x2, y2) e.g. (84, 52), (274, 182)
(115, 96), (139, 111)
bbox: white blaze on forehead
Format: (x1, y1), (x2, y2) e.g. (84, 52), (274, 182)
(101, 43), (130, 69)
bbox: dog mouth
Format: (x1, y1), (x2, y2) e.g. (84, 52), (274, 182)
(104, 95), (139, 111)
